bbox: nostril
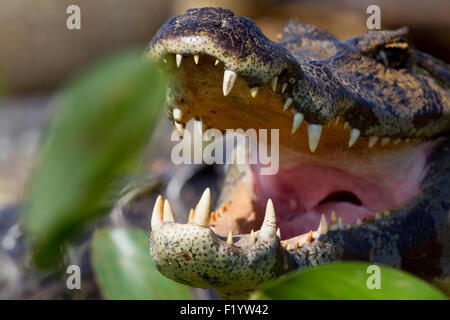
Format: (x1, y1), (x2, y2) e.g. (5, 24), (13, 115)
(319, 191), (362, 206)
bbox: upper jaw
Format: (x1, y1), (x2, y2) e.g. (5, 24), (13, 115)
(145, 7), (450, 140)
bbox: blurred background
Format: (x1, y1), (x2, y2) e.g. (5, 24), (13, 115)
(0, 0), (449, 299)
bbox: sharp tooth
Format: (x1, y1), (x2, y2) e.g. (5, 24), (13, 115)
(176, 54), (183, 68)
(356, 218), (362, 226)
(343, 122), (349, 130)
(223, 70), (237, 96)
(286, 243), (292, 250)
(307, 124), (322, 152)
(173, 108), (182, 121)
(163, 199), (175, 223)
(227, 230), (233, 245)
(260, 199), (277, 239)
(283, 97), (293, 111)
(294, 241), (300, 248)
(276, 228), (281, 238)
(151, 195), (163, 230)
(250, 87), (259, 98)
(335, 116), (340, 125)
(272, 76), (278, 92)
(193, 55), (199, 64)
(338, 217), (344, 230)
(381, 137), (390, 146)
(210, 212), (216, 222)
(368, 136), (378, 148)
(174, 122), (184, 135)
(317, 214), (328, 235)
(188, 209), (194, 223)
(292, 112), (304, 134)
(348, 128), (360, 147)
(214, 59), (220, 66)
(330, 224), (338, 231)
(393, 138), (401, 145)
(375, 212), (382, 220)
(281, 82), (288, 93)
(306, 231), (314, 243)
(193, 188), (211, 227)
(331, 210), (337, 223)
(249, 229), (256, 244)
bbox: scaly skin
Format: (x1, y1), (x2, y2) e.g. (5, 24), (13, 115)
(145, 8), (450, 299)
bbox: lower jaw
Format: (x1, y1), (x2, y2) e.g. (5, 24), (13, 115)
(224, 139), (434, 240)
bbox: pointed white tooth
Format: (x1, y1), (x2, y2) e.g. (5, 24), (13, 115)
(338, 217), (344, 230)
(151, 195), (163, 230)
(163, 199), (175, 223)
(343, 122), (349, 130)
(393, 138), (401, 145)
(276, 228), (281, 238)
(331, 210), (337, 223)
(176, 54), (183, 68)
(335, 116), (340, 125)
(348, 128), (360, 147)
(193, 55), (199, 64)
(281, 82), (288, 93)
(307, 124), (322, 153)
(330, 224), (338, 231)
(173, 108), (182, 121)
(356, 218), (362, 226)
(223, 70), (237, 96)
(368, 136), (378, 148)
(227, 230), (233, 245)
(214, 59), (220, 66)
(381, 137), (390, 146)
(375, 212), (382, 220)
(292, 112), (304, 134)
(272, 76), (278, 92)
(249, 229), (256, 244)
(317, 214), (328, 235)
(260, 199), (277, 239)
(193, 188), (211, 227)
(283, 97), (293, 111)
(250, 87), (259, 98)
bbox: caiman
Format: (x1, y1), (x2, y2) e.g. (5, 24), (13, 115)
(144, 7), (450, 299)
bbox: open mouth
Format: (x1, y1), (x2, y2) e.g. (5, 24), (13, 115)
(146, 7), (449, 298)
(157, 52), (434, 247)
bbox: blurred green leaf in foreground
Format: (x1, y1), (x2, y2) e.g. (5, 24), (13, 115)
(92, 228), (193, 299)
(23, 51), (167, 269)
(252, 262), (447, 300)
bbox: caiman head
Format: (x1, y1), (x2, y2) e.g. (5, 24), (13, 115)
(144, 7), (450, 299)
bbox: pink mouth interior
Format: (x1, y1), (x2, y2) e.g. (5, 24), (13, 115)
(251, 142), (433, 240)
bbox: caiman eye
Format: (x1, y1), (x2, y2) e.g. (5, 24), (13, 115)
(375, 41), (410, 69)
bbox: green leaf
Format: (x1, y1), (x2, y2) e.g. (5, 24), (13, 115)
(92, 228), (194, 300)
(252, 262), (447, 300)
(23, 51), (167, 269)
